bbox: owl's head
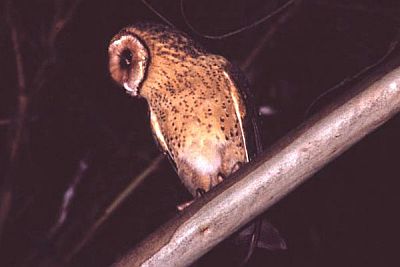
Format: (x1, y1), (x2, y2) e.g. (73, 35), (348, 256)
(108, 31), (149, 96)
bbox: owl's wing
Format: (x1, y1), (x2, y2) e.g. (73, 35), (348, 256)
(224, 63), (263, 160)
(149, 109), (169, 152)
(149, 109), (177, 171)
(222, 69), (250, 162)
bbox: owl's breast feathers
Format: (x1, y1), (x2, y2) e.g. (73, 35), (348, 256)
(128, 24), (250, 194)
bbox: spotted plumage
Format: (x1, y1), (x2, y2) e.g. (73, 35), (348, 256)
(108, 23), (253, 196)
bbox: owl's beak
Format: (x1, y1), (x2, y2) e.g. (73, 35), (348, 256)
(123, 82), (138, 96)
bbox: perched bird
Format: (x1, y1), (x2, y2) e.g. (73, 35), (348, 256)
(108, 22), (286, 264)
(108, 23), (255, 197)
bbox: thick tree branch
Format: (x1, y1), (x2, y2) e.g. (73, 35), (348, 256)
(113, 54), (400, 266)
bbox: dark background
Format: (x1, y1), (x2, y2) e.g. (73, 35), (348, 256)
(1, 0), (400, 266)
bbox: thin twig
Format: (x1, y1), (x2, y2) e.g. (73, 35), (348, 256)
(181, 0), (297, 40)
(19, 155), (90, 267)
(63, 155), (165, 263)
(0, 116), (38, 128)
(49, 0), (83, 47)
(6, 2), (28, 162)
(48, 155), (90, 239)
(33, 0), (82, 95)
(315, 1), (400, 23)
(141, 0), (175, 27)
(0, 119), (11, 126)
(0, 0), (29, 241)
(304, 33), (400, 118)
(241, 0), (302, 72)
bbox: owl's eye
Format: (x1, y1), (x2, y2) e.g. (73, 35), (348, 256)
(119, 49), (133, 69)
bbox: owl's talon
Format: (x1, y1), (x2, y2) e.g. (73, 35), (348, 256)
(196, 188), (206, 197)
(232, 162), (244, 173)
(217, 174), (225, 183)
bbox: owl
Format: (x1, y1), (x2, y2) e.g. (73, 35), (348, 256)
(108, 23), (286, 263)
(108, 23), (257, 197)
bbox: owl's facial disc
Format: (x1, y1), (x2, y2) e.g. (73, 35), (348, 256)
(108, 33), (149, 97)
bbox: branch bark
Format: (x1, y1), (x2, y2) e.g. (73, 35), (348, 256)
(113, 51), (400, 267)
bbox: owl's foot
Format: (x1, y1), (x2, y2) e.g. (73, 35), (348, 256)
(231, 161), (244, 173)
(176, 188), (207, 211)
(196, 188), (206, 197)
(217, 174), (224, 183)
